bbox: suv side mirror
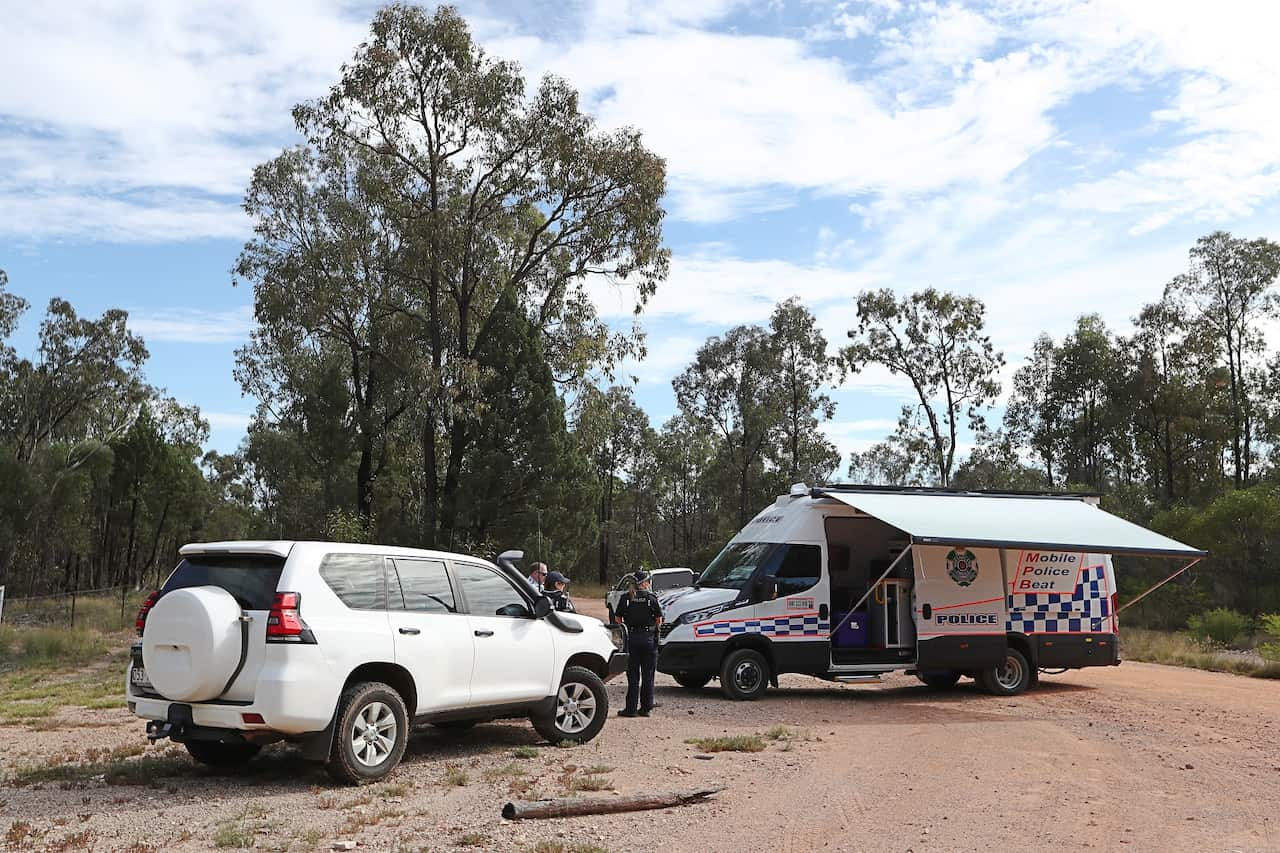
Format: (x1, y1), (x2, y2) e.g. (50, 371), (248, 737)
(532, 596), (552, 618)
(752, 577), (777, 603)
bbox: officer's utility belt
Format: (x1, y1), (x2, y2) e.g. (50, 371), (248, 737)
(628, 625), (657, 632)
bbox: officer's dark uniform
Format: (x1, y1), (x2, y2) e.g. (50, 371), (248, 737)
(616, 572), (663, 717)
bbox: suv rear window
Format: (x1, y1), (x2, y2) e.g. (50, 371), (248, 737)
(162, 554), (285, 610)
(320, 554), (386, 610)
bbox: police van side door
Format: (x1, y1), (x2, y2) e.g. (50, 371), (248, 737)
(913, 545), (1007, 670)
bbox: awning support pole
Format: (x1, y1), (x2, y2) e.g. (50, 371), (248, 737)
(828, 545), (913, 639)
(1116, 557), (1203, 615)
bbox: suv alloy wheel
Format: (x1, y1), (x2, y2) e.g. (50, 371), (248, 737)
(531, 666), (608, 744)
(325, 681), (410, 784)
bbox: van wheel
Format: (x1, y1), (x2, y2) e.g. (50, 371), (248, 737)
(916, 670), (961, 689)
(325, 682), (409, 785)
(532, 666), (608, 745)
(674, 672), (712, 689)
(980, 649), (1031, 696)
(720, 649), (769, 701)
(184, 740), (261, 768)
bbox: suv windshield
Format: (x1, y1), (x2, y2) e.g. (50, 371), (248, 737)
(162, 554), (285, 610)
(696, 543), (777, 591)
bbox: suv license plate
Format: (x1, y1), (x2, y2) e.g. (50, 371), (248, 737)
(130, 666), (151, 688)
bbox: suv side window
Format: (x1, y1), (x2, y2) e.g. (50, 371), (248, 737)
(390, 558), (456, 614)
(320, 553), (386, 610)
(453, 563), (531, 618)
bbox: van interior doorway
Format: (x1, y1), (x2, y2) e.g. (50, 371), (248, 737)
(825, 516), (915, 666)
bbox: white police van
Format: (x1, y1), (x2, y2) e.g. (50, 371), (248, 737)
(657, 484), (1204, 700)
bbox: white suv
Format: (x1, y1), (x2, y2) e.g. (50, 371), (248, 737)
(128, 541), (626, 784)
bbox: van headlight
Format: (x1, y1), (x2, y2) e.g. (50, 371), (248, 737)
(675, 603), (731, 626)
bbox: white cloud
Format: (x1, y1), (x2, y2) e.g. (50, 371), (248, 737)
(129, 305), (254, 344)
(616, 334), (703, 385)
(203, 411), (253, 433)
(0, 0), (366, 242)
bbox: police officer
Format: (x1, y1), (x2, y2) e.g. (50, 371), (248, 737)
(544, 571), (576, 612)
(615, 570), (663, 717)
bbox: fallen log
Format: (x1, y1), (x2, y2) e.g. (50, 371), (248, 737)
(502, 786), (724, 820)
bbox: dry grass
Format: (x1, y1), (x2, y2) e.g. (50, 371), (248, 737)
(684, 734), (766, 753)
(1121, 629), (1279, 678)
(442, 764), (469, 787)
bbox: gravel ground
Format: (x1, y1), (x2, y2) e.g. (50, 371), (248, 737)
(2, 628), (1279, 852)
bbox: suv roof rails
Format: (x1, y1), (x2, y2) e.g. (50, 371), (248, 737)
(812, 483), (1103, 500)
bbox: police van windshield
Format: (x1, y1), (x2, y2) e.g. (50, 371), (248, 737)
(696, 542), (776, 591)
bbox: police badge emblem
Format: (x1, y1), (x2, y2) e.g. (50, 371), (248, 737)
(945, 548), (979, 587)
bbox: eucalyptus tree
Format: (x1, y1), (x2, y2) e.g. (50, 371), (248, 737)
(674, 325), (783, 526)
(1171, 231), (1280, 488)
(244, 4), (668, 545)
(575, 384), (651, 581)
(769, 297), (840, 484)
(841, 288), (1003, 487)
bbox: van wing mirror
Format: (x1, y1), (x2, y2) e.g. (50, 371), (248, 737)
(532, 596), (552, 618)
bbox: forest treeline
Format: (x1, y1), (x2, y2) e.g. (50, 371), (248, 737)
(2, 6), (1279, 629)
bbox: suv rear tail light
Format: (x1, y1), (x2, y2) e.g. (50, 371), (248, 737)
(135, 591), (161, 635)
(266, 592), (313, 643)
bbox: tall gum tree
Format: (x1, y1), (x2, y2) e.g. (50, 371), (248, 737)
(1172, 231), (1280, 489)
(237, 5), (668, 543)
(841, 288), (1003, 487)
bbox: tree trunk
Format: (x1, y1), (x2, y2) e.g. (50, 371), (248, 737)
(421, 415), (439, 547)
(357, 435), (374, 530)
(502, 787), (723, 820)
(438, 419), (468, 549)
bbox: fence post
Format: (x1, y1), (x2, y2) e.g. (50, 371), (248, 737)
(70, 590), (77, 628)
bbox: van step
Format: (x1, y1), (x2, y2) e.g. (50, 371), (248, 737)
(834, 675), (883, 684)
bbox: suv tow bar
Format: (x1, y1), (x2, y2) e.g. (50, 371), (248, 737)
(146, 720), (177, 742)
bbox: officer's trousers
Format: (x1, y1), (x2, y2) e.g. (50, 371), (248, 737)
(624, 630), (657, 712)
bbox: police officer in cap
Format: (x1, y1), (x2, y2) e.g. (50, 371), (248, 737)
(615, 570), (663, 717)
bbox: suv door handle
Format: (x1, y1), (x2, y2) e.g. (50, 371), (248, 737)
(398, 627), (420, 636)
(474, 629), (494, 638)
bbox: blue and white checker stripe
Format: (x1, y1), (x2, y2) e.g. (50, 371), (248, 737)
(693, 613), (828, 639)
(1007, 564), (1111, 634)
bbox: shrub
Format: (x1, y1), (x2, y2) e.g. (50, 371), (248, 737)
(1260, 613), (1280, 662)
(1186, 608), (1250, 647)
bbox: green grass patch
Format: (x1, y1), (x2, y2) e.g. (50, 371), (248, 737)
(684, 734), (766, 753)
(570, 774), (613, 792)
(0, 626), (108, 669)
(512, 745), (539, 759)
(10, 752), (193, 787)
(528, 843), (608, 853)
(482, 762), (527, 781)
(212, 820), (254, 849)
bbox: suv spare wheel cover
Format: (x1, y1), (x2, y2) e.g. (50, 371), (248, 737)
(142, 586), (244, 702)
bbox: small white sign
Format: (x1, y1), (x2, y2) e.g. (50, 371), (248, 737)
(0, 585), (5, 623)
(1012, 551), (1084, 594)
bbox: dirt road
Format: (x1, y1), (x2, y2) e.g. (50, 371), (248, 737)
(2, 651), (1278, 852)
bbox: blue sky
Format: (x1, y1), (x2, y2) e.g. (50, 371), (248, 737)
(3, 0), (1280, 462)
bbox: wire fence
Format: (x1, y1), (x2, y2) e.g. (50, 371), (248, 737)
(0, 585), (148, 631)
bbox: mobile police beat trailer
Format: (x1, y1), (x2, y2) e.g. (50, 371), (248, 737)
(656, 484), (1205, 700)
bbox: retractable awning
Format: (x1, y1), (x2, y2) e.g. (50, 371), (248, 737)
(817, 489), (1205, 558)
